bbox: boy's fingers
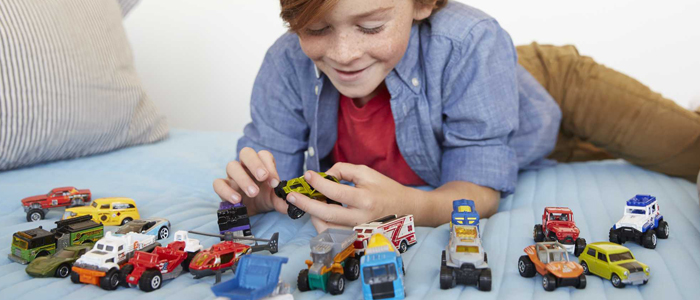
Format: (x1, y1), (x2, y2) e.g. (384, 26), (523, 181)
(326, 162), (365, 184)
(239, 147), (270, 182)
(258, 150), (281, 188)
(213, 178), (242, 204)
(226, 161), (260, 198)
(287, 192), (356, 225)
(304, 170), (363, 207)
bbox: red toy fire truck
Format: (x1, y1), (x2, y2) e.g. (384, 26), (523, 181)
(353, 214), (417, 255)
(21, 187), (91, 222)
(120, 241), (189, 292)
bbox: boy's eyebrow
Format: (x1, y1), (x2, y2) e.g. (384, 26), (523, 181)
(351, 6), (393, 19)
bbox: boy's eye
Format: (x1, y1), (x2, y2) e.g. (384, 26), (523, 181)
(305, 26), (330, 36)
(358, 24), (385, 35)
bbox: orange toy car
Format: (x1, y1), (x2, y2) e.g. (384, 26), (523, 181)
(517, 242), (586, 291)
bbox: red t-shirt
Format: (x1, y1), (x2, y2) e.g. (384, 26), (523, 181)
(332, 86), (426, 186)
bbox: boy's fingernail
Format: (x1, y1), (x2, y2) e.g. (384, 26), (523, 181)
(231, 194), (240, 203)
(257, 169), (267, 179)
(270, 178), (279, 188)
(247, 186), (258, 196)
(288, 195), (296, 204)
(304, 171), (312, 181)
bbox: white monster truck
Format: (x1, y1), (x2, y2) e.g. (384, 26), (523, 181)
(609, 195), (669, 249)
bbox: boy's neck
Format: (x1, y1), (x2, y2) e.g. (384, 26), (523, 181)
(352, 82), (388, 108)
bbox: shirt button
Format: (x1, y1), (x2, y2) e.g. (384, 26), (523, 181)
(308, 146), (315, 157)
(314, 85), (319, 95)
(411, 78), (419, 87)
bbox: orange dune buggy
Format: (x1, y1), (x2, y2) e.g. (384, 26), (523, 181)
(517, 241), (586, 291)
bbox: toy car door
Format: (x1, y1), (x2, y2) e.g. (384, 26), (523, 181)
(596, 251), (611, 279)
(96, 203), (112, 224)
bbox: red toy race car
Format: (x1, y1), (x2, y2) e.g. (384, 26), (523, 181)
(120, 241), (188, 292)
(22, 187), (91, 222)
(533, 207), (586, 256)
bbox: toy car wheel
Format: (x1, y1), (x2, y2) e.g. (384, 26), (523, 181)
(439, 266), (455, 290)
(611, 273), (625, 288)
(574, 238), (586, 257)
(158, 227), (169, 240)
(121, 217), (133, 225)
(55, 263), (71, 278)
(658, 220), (669, 239)
(518, 255), (536, 278)
(542, 273), (557, 291)
(328, 272), (345, 295)
(477, 268), (492, 291)
(99, 268), (120, 290)
(533, 224), (545, 242)
(609, 229), (622, 244)
(139, 269), (162, 292)
(297, 269), (310, 292)
(274, 181), (287, 199)
(287, 203), (305, 219)
(182, 251), (197, 272)
(26, 209), (45, 222)
(119, 264), (134, 287)
(642, 229), (657, 249)
(344, 257), (360, 281)
(399, 240), (408, 253)
(577, 274), (586, 289)
(580, 261), (590, 275)
(70, 271), (81, 284)
(441, 250), (447, 266)
(484, 252), (488, 263)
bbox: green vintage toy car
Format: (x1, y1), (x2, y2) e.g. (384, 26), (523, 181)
(578, 242), (650, 288)
(274, 172), (340, 219)
(25, 243), (93, 278)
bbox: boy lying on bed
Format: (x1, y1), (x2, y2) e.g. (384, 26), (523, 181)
(213, 0), (700, 232)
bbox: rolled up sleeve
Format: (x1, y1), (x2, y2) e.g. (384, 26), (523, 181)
(440, 19), (520, 195)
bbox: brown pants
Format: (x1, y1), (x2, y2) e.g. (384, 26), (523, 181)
(517, 43), (700, 181)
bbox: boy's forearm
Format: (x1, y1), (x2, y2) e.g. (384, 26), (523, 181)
(410, 181), (500, 227)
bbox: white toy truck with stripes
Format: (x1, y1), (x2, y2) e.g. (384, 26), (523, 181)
(353, 215), (417, 255)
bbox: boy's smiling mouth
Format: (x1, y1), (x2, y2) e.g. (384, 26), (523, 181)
(333, 65), (370, 82)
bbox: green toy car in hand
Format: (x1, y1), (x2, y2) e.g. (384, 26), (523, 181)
(274, 172), (341, 219)
(25, 243), (93, 278)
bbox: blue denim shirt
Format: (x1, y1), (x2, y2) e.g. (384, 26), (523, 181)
(237, 2), (561, 195)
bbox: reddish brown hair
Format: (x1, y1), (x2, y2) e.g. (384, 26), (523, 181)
(280, 0), (448, 32)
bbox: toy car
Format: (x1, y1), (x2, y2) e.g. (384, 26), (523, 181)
(440, 199), (491, 291)
(578, 242), (650, 288)
(518, 241), (586, 291)
(9, 215), (103, 264)
(115, 217), (171, 240)
(609, 194), (669, 249)
(25, 243), (94, 278)
(274, 172), (340, 219)
(354, 214), (416, 255)
(218, 202), (253, 238)
(63, 197), (140, 226)
(533, 207), (586, 256)
(172, 230), (205, 272)
(360, 234), (406, 300)
(298, 228), (360, 295)
(211, 254), (291, 300)
(188, 230), (279, 283)
(120, 241), (189, 292)
(71, 231), (161, 290)
(21, 187), (91, 222)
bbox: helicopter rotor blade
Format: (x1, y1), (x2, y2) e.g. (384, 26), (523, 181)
(188, 230), (224, 239)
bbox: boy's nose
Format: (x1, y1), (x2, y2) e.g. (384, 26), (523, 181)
(327, 34), (362, 67)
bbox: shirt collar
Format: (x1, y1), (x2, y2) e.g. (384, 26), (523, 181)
(392, 23), (423, 94)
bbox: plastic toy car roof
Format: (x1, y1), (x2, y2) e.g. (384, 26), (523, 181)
(588, 242), (633, 254)
(626, 195), (656, 207)
(544, 207), (573, 214)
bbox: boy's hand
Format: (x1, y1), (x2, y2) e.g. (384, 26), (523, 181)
(285, 163), (418, 231)
(213, 147), (288, 216)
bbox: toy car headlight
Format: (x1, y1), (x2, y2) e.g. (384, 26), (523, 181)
(623, 271), (629, 276)
(645, 267), (650, 273)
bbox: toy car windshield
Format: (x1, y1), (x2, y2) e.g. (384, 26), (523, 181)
(626, 208), (645, 214)
(455, 226), (477, 238)
(363, 263), (397, 285)
(456, 246), (479, 253)
(608, 252), (634, 262)
(115, 223), (142, 234)
(55, 249), (76, 259)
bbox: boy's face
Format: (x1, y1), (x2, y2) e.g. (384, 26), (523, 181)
(298, 0), (433, 100)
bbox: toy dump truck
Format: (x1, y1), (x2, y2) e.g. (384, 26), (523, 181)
(298, 228), (360, 295)
(211, 254), (291, 300)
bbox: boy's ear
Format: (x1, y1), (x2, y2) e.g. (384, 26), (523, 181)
(413, 0), (437, 21)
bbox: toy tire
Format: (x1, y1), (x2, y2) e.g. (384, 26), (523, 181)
(542, 273), (557, 291)
(139, 269), (162, 292)
(441, 250), (446, 267)
(344, 257), (360, 281)
(611, 273), (625, 288)
(533, 224), (545, 242)
(158, 227), (169, 240)
(439, 266), (455, 289)
(55, 263), (72, 278)
(70, 271), (81, 284)
(287, 203), (305, 219)
(399, 240), (408, 253)
(297, 269), (310, 292)
(274, 181), (287, 199)
(327, 273), (345, 295)
(609, 229), (622, 244)
(484, 252), (488, 263)
(121, 217), (133, 225)
(26, 208), (45, 222)
(657, 220), (669, 239)
(477, 268), (492, 291)
(518, 255), (536, 278)
(119, 264), (134, 287)
(574, 238), (586, 257)
(577, 274), (586, 289)
(642, 230), (657, 249)
(580, 261), (590, 275)
(182, 251), (197, 272)
(100, 268), (120, 290)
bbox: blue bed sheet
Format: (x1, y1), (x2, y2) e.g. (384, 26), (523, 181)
(0, 130), (698, 300)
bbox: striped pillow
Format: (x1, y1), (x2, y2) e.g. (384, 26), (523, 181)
(0, 0), (168, 171)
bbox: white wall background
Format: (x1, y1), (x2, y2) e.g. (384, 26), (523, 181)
(123, 0), (700, 132)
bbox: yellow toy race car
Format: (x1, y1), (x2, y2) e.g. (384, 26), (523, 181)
(274, 172), (340, 219)
(62, 197), (140, 226)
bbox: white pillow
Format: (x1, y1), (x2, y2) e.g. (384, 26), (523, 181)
(0, 0), (167, 170)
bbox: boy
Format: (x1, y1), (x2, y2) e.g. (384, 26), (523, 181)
(214, 0), (700, 232)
